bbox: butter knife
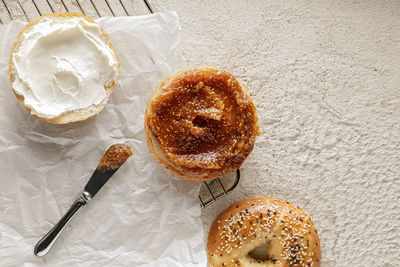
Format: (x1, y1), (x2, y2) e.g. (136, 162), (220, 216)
(34, 144), (132, 257)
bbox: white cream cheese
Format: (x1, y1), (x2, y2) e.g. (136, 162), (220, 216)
(11, 16), (119, 119)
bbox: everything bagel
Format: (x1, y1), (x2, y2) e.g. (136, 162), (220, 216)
(207, 197), (321, 266)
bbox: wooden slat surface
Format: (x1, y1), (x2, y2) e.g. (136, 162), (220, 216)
(18, 0), (40, 20)
(0, 1), (12, 24)
(77, 0), (100, 18)
(30, 0), (53, 15)
(3, 0), (28, 21)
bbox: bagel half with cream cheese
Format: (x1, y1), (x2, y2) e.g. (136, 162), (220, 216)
(9, 13), (120, 124)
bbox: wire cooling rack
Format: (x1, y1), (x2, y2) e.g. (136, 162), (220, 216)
(0, 0), (152, 22)
(0, 0), (240, 207)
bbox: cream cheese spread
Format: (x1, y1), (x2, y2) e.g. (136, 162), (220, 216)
(11, 16), (119, 119)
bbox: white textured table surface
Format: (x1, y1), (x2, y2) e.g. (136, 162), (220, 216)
(2, 1), (399, 266)
(157, 1), (400, 266)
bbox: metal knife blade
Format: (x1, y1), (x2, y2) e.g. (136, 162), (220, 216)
(34, 144), (132, 257)
(84, 144), (133, 197)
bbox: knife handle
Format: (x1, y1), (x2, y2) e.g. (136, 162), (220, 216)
(34, 191), (92, 257)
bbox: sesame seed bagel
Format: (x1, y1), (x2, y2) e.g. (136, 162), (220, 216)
(207, 197), (321, 267)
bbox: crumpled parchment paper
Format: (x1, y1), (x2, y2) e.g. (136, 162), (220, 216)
(0, 12), (207, 266)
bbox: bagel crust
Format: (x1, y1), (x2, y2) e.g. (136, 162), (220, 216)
(145, 67), (260, 181)
(207, 197), (321, 266)
(9, 13), (120, 124)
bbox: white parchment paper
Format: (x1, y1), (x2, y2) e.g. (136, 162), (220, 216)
(0, 12), (207, 266)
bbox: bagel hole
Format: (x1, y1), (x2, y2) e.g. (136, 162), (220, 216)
(192, 115), (208, 128)
(247, 241), (277, 263)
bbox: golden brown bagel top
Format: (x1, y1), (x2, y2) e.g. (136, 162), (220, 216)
(145, 67), (260, 180)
